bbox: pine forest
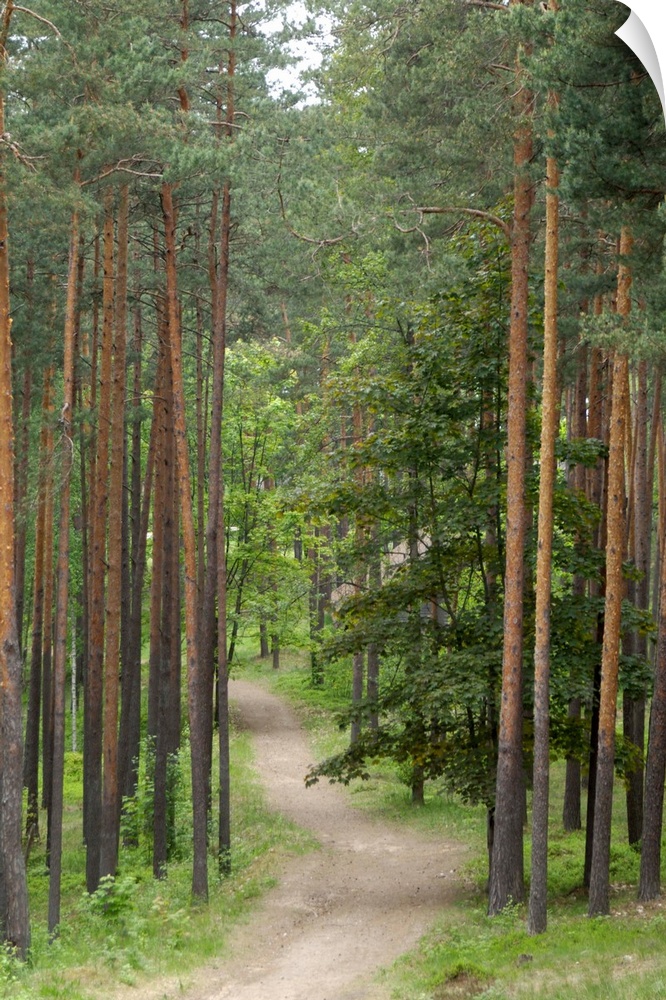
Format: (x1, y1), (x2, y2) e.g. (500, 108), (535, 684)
(1, 1), (666, 997)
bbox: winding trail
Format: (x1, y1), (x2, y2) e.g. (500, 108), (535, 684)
(118, 679), (467, 1000)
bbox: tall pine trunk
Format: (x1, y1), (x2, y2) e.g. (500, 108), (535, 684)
(0, 1), (30, 949)
(624, 357), (648, 845)
(24, 368), (54, 839)
(638, 405), (666, 900)
(162, 181), (208, 900)
(85, 192), (115, 892)
(48, 207), (80, 935)
(100, 185), (129, 878)
(488, 36), (533, 915)
(527, 103), (559, 935)
(588, 228), (632, 917)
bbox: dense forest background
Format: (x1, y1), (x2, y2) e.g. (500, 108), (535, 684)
(0, 0), (665, 961)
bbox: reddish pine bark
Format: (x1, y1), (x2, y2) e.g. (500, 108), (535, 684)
(100, 185), (129, 878)
(162, 182), (208, 900)
(488, 52), (533, 915)
(0, 2), (30, 948)
(588, 229), (633, 917)
(528, 126), (559, 936)
(623, 358), (648, 846)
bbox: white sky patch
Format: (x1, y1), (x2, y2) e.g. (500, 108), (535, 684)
(263, 2), (334, 103)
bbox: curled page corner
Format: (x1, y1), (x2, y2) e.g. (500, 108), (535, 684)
(615, 3), (665, 119)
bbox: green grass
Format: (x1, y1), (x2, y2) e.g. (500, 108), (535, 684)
(5, 719), (314, 1000)
(234, 644), (666, 1000)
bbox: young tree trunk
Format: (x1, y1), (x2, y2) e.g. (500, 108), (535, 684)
(100, 185), (129, 879)
(85, 191), (115, 892)
(488, 50), (533, 916)
(583, 338), (609, 888)
(588, 229), (632, 917)
(638, 407), (666, 900)
(200, 4), (236, 839)
(308, 526), (324, 686)
(47, 208), (80, 935)
(624, 357), (648, 846)
(528, 119), (559, 936)
(119, 287), (150, 808)
(147, 314), (168, 744)
(14, 362), (31, 654)
(0, 10), (30, 946)
(23, 368), (54, 839)
(40, 403), (55, 822)
(218, 468), (231, 874)
(351, 376), (366, 744)
(649, 375), (662, 634)
(259, 617), (270, 658)
(162, 181), (208, 901)
(154, 390), (175, 879)
(563, 342), (587, 833)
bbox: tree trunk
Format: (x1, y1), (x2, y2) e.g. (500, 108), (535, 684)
(100, 185), (129, 879)
(14, 361), (31, 654)
(24, 368), (53, 840)
(624, 357), (648, 846)
(563, 338), (587, 833)
(528, 116), (559, 935)
(154, 390), (175, 879)
(308, 526), (324, 686)
(47, 208), (79, 935)
(85, 190), (115, 892)
(200, 3), (236, 848)
(0, 13), (30, 947)
(162, 181), (208, 901)
(218, 466), (231, 874)
(583, 339), (609, 888)
(638, 407), (666, 900)
(119, 286), (150, 808)
(147, 316), (168, 744)
(40, 400), (55, 821)
(488, 45), (533, 916)
(259, 617), (270, 658)
(588, 229), (632, 917)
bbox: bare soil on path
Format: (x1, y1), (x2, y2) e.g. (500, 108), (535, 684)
(117, 678), (468, 1000)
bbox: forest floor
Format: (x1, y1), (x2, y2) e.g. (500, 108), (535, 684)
(111, 677), (467, 1000)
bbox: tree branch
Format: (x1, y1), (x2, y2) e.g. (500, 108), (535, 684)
(81, 157), (164, 187)
(465, 0), (509, 10)
(0, 1), (14, 59)
(417, 206), (511, 240)
(0, 132), (43, 171)
(13, 5), (77, 62)
(276, 164), (348, 249)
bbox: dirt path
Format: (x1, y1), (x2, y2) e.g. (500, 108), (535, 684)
(119, 679), (467, 1000)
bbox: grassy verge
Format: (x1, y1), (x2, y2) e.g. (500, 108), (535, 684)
(234, 645), (666, 1000)
(5, 721), (314, 1000)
